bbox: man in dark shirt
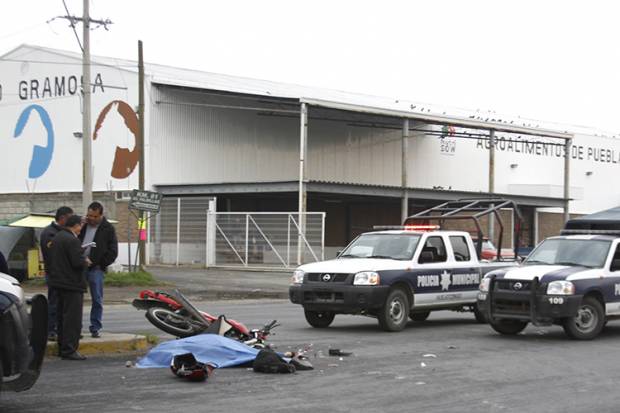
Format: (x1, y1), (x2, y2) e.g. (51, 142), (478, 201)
(79, 201), (118, 338)
(48, 215), (89, 360)
(40, 206), (74, 340)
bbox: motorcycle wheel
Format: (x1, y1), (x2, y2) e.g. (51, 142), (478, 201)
(145, 307), (205, 338)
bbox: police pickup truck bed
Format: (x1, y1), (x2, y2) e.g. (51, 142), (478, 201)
(477, 234), (620, 340)
(289, 228), (516, 331)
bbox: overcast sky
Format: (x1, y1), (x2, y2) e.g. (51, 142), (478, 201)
(2, 0), (619, 134)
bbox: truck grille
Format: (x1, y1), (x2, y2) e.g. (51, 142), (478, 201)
(306, 273), (350, 283)
(494, 279), (532, 292)
(493, 298), (530, 315)
(303, 291), (344, 303)
(490, 278), (540, 318)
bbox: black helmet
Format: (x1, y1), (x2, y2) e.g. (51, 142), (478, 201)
(170, 353), (214, 382)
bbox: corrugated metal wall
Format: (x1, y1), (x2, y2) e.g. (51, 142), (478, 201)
(307, 120), (401, 185)
(149, 87), (299, 185)
(148, 86), (404, 187)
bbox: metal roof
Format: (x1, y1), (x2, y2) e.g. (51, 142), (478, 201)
(1, 44), (589, 139)
(154, 180), (565, 208)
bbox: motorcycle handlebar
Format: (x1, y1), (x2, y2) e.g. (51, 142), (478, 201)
(262, 319), (280, 332)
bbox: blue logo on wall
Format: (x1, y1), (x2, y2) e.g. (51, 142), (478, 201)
(13, 104), (54, 179)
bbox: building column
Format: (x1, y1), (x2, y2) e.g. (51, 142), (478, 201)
(401, 118), (410, 223)
(488, 129), (496, 240)
(563, 138), (572, 223)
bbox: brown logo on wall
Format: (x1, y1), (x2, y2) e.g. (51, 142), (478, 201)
(93, 100), (140, 179)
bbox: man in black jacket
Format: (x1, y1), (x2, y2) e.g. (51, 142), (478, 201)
(40, 206), (73, 340)
(79, 201), (118, 338)
(49, 215), (89, 360)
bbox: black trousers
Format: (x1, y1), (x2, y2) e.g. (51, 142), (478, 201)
(47, 284), (58, 334)
(56, 289), (84, 356)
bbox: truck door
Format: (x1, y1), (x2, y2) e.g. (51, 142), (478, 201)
(411, 235), (448, 307)
(447, 235), (482, 301)
(605, 242), (620, 316)
(412, 234), (474, 307)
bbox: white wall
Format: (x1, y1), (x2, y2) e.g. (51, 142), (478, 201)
(0, 46), (140, 193)
(406, 127), (620, 214)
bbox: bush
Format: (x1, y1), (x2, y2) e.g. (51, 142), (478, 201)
(104, 270), (159, 287)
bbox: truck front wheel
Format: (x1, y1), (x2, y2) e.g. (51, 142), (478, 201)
(473, 304), (487, 324)
(304, 310), (335, 328)
(378, 289), (409, 332)
(562, 296), (605, 340)
(490, 319), (528, 335)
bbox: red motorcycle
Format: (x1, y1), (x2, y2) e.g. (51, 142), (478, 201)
(132, 289), (278, 348)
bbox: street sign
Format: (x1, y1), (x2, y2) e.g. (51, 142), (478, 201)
(129, 189), (162, 213)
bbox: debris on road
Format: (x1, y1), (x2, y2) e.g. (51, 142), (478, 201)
(253, 348), (296, 374)
(328, 349), (352, 357)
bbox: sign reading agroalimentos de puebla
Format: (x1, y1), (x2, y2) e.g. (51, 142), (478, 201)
(476, 136), (620, 164)
(129, 190), (163, 213)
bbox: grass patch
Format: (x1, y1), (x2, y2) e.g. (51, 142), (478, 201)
(23, 270), (161, 287)
(104, 270), (159, 287)
(144, 334), (160, 345)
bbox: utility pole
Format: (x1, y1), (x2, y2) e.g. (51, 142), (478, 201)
(82, 0), (92, 212)
(53, 1), (112, 212)
(138, 40), (146, 269)
(297, 103), (308, 265)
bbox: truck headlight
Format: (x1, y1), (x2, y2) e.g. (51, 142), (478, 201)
(353, 271), (380, 286)
(547, 280), (575, 295)
(479, 277), (491, 292)
(291, 270), (305, 285)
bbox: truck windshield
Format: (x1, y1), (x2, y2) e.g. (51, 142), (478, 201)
(524, 239), (611, 268)
(339, 234), (421, 260)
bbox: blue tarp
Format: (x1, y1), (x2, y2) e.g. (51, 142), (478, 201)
(137, 334), (260, 369)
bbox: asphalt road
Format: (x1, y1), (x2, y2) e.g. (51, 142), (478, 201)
(3, 300), (620, 413)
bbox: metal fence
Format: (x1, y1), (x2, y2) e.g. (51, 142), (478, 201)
(149, 197), (213, 266)
(148, 197), (325, 269)
(208, 212), (325, 268)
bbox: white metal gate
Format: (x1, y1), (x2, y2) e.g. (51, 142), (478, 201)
(149, 198), (325, 269)
(206, 212), (325, 269)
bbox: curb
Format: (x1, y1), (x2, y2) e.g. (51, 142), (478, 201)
(46, 333), (149, 357)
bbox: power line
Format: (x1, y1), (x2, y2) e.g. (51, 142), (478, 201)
(0, 57), (135, 69)
(0, 22), (48, 40)
(61, 0), (83, 51)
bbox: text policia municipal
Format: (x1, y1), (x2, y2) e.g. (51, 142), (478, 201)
(17, 73), (105, 100)
(476, 137), (620, 164)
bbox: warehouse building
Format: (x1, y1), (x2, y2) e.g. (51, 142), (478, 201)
(1, 44), (620, 268)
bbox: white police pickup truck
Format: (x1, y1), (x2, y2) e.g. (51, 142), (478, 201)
(477, 233), (620, 340)
(289, 227), (517, 331)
